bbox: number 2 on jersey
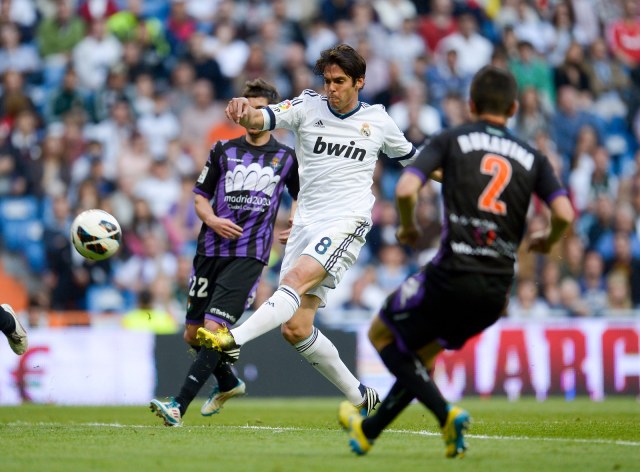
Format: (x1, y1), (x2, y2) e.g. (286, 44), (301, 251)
(478, 153), (512, 215)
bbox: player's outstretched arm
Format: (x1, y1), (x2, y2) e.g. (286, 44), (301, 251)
(225, 97), (265, 129)
(528, 195), (574, 254)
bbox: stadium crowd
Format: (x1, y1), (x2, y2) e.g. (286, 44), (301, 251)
(1, 0), (640, 329)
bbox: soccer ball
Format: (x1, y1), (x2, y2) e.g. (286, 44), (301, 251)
(70, 209), (122, 261)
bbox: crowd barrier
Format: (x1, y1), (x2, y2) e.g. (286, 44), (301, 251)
(0, 317), (637, 404)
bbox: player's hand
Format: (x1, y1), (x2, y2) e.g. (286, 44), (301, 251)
(527, 229), (552, 254)
(209, 216), (243, 240)
(396, 224), (421, 247)
(225, 97), (250, 124)
(278, 227), (291, 244)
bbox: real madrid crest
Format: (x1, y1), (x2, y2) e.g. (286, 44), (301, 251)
(360, 123), (371, 137)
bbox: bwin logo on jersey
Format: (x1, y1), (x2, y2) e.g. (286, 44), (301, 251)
(225, 163), (281, 196)
(313, 136), (366, 161)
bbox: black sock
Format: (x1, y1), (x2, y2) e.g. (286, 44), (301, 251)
(378, 343), (448, 427)
(0, 306), (16, 336)
(174, 348), (220, 416)
(213, 361), (239, 392)
(362, 381), (414, 440)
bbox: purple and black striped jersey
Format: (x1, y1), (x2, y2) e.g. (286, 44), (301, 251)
(193, 135), (299, 264)
(405, 120), (568, 275)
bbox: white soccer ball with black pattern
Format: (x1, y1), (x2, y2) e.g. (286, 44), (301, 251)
(70, 209), (122, 261)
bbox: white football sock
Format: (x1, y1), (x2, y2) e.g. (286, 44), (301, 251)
(295, 327), (362, 405)
(232, 285), (300, 346)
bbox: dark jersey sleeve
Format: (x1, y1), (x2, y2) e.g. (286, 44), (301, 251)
(193, 141), (223, 199)
(534, 152), (568, 206)
(405, 132), (448, 183)
(284, 152), (300, 200)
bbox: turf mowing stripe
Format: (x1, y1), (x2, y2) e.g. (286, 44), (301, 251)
(6, 421), (639, 447)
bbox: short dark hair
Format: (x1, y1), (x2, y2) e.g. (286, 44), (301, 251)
(470, 65), (518, 115)
(313, 44), (366, 87)
(242, 78), (280, 104)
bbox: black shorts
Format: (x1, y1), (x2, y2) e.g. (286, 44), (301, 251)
(379, 263), (513, 352)
(186, 255), (264, 327)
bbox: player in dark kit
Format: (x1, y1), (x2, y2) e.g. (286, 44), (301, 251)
(150, 78), (299, 426)
(338, 66), (575, 456)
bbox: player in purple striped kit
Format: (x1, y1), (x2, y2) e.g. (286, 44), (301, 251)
(150, 78), (299, 426)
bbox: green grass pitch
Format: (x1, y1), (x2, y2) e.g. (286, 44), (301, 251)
(1, 397), (638, 471)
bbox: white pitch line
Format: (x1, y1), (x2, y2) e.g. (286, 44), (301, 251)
(6, 421), (639, 447)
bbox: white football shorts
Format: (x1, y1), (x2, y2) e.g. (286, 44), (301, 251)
(279, 218), (371, 306)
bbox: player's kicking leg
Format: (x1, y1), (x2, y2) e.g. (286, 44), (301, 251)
(1, 304), (28, 355)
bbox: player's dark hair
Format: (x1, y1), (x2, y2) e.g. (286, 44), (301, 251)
(313, 44), (366, 87)
(242, 78), (280, 104)
(470, 65), (518, 115)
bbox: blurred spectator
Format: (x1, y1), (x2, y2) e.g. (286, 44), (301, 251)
(584, 37), (630, 121)
(203, 21), (250, 83)
(77, 0), (119, 24)
(550, 85), (606, 175)
(375, 243), (412, 293)
(514, 87), (549, 144)
(136, 90), (181, 160)
(578, 250), (608, 315)
(129, 72), (155, 117)
(133, 158), (181, 219)
(508, 277), (550, 319)
(557, 276), (591, 317)
(594, 200), (640, 261)
(510, 0), (556, 56)
(319, 0), (354, 26)
(71, 17), (123, 92)
(121, 288), (178, 333)
(106, 0), (170, 80)
(539, 259), (563, 308)
(88, 63), (132, 123)
(341, 265), (386, 312)
(33, 126), (71, 198)
(166, 59), (196, 117)
(372, 0), (416, 32)
(179, 78), (225, 164)
(6, 108), (41, 195)
(44, 194), (90, 310)
(425, 45), (472, 114)
(417, 0), (457, 52)
(181, 31), (230, 99)
(164, 0), (198, 58)
(0, 70), (36, 127)
(35, 0), (86, 90)
(509, 40), (555, 112)
(605, 270), (633, 312)
(606, 230), (640, 306)
(0, 22), (42, 83)
(45, 66), (86, 123)
(387, 17), (428, 84)
(553, 41), (591, 99)
(546, 1), (579, 67)
(438, 10), (493, 76)
(570, 144), (619, 213)
(115, 130), (152, 182)
(388, 79), (441, 140)
(605, 0), (640, 69)
(84, 99), (135, 180)
(559, 233), (585, 280)
(114, 230), (178, 295)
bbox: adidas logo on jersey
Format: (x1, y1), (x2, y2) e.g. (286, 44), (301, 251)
(313, 136), (366, 161)
(313, 120), (325, 128)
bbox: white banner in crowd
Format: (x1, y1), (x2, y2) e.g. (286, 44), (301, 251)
(0, 328), (155, 405)
(358, 318), (640, 401)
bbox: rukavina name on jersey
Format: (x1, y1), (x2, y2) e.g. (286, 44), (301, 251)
(313, 136), (366, 161)
(457, 132), (534, 170)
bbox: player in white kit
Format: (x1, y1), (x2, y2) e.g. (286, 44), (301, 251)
(198, 44), (418, 414)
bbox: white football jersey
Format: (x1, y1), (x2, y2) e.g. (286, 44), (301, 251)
(261, 90), (416, 225)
